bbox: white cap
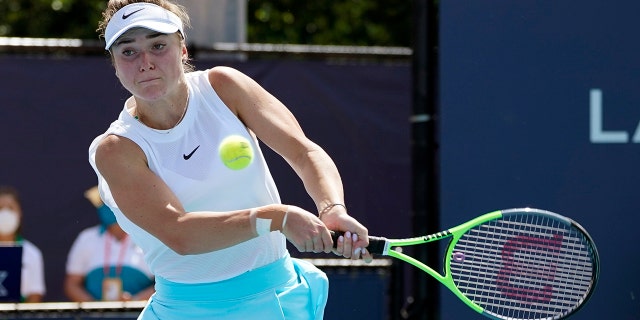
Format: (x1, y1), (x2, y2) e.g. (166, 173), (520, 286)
(104, 2), (184, 50)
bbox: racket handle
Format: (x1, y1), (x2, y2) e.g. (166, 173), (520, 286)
(330, 231), (387, 255)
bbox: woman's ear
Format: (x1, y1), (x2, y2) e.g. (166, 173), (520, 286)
(182, 44), (188, 61)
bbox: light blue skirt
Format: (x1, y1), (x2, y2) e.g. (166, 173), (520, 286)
(138, 255), (328, 320)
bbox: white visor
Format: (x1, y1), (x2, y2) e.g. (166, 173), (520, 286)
(104, 2), (184, 50)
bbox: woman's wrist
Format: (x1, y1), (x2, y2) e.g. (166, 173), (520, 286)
(251, 204), (288, 236)
(318, 203), (347, 218)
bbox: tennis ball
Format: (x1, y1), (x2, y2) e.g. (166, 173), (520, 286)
(219, 135), (254, 170)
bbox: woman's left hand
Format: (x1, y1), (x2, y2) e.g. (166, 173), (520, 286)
(320, 209), (373, 262)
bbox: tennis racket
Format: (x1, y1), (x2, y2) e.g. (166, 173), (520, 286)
(332, 208), (599, 320)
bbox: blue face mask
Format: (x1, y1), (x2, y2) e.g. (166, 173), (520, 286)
(97, 204), (117, 233)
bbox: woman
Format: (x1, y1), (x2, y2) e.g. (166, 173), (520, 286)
(90, 1), (372, 319)
(0, 186), (46, 302)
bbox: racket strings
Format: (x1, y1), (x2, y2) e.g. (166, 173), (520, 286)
(450, 213), (596, 320)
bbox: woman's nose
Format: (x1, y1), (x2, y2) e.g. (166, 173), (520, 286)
(139, 52), (155, 71)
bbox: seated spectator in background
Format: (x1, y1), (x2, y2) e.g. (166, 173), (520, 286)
(0, 185), (46, 302)
(64, 186), (154, 302)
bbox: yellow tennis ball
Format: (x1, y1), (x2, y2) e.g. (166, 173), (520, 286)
(219, 135), (254, 170)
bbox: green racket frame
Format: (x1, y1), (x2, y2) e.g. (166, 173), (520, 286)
(381, 210), (503, 313)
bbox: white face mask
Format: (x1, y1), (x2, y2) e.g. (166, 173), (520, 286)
(0, 208), (20, 236)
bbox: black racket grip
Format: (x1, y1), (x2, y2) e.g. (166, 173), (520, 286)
(330, 231), (387, 255)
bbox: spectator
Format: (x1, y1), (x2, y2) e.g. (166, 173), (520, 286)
(63, 186), (154, 302)
(0, 185), (46, 302)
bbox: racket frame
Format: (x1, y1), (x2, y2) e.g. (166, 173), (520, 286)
(377, 208), (599, 319)
(381, 210), (503, 313)
(332, 208), (599, 319)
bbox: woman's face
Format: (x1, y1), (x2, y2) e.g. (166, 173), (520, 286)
(0, 194), (22, 236)
(0, 194), (21, 214)
(110, 28), (187, 101)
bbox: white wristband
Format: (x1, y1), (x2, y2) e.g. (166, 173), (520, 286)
(282, 208), (289, 231)
(256, 218), (272, 236)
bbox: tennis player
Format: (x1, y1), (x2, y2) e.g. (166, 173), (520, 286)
(89, 1), (372, 319)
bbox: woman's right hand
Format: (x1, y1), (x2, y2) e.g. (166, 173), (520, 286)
(280, 205), (333, 254)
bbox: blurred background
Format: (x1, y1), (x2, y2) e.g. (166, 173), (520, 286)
(0, 0), (638, 319)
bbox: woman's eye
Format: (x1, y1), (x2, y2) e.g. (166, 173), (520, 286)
(122, 49), (135, 56)
(153, 43), (166, 50)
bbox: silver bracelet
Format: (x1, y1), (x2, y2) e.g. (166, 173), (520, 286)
(319, 203), (347, 216)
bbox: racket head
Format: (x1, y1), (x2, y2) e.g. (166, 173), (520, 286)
(447, 208), (599, 320)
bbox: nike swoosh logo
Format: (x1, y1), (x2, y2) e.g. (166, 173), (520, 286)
(122, 8), (144, 19)
(183, 145), (200, 160)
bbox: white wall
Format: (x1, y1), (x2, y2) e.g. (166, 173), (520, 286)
(176, 0), (246, 47)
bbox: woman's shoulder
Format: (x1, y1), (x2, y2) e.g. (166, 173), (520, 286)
(21, 239), (43, 260)
(206, 66), (245, 81)
(187, 67), (244, 97)
(204, 66), (255, 97)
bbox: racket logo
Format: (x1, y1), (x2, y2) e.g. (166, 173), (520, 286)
(496, 233), (564, 304)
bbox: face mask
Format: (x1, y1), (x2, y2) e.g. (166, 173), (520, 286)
(0, 208), (20, 235)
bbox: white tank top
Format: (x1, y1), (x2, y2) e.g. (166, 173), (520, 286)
(89, 70), (287, 283)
